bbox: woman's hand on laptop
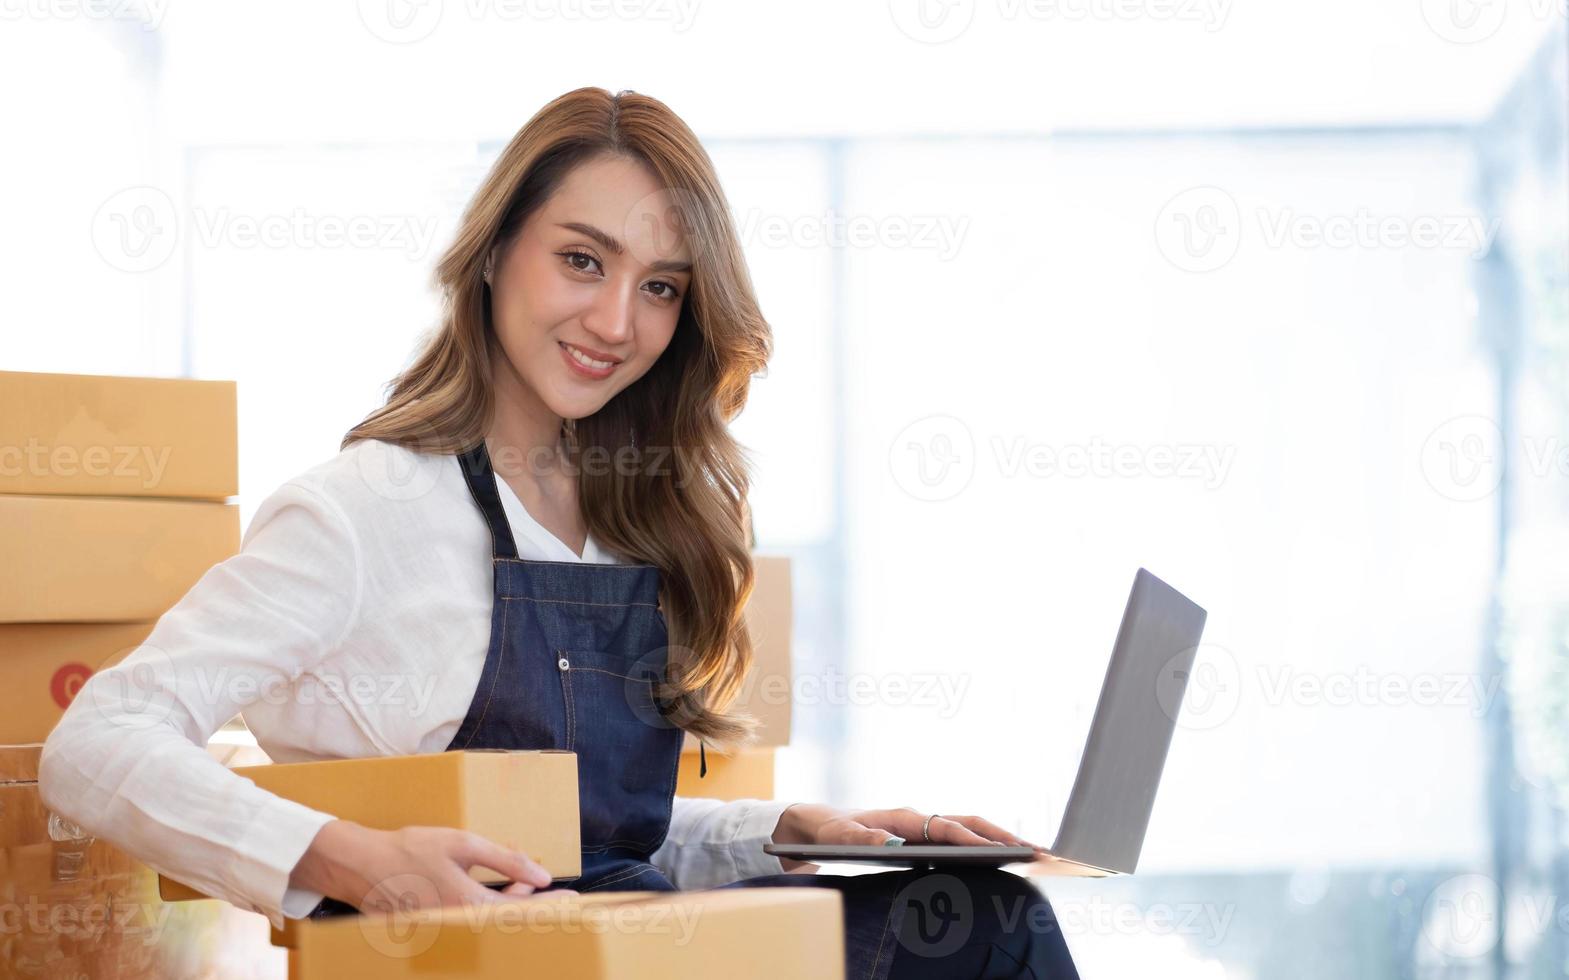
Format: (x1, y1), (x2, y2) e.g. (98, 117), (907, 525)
(771, 804), (1045, 870)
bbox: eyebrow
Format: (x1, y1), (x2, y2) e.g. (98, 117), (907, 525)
(556, 222), (693, 274)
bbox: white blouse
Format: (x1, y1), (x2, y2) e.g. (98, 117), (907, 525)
(38, 439), (792, 932)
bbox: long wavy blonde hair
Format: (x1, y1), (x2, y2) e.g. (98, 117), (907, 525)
(343, 87), (771, 748)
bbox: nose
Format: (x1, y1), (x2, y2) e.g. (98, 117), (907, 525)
(580, 279), (636, 348)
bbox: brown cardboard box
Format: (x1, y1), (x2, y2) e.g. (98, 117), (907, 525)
(159, 750), (582, 902)
(0, 370), (237, 499)
(0, 837), (163, 978)
(676, 748), (775, 801)
(283, 888), (844, 978)
(682, 555), (793, 753)
(0, 781), (59, 846)
(0, 495), (238, 622)
(0, 819), (247, 978)
(0, 782), (161, 975)
(0, 743), (45, 783)
(0, 622), (152, 743)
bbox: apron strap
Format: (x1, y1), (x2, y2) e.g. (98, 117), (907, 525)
(457, 442), (520, 561)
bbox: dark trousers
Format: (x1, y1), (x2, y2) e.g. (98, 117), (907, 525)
(724, 867), (1080, 980)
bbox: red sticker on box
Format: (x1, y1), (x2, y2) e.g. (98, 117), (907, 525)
(50, 663), (95, 708)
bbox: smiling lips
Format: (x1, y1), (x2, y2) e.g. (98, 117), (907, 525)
(559, 341), (621, 380)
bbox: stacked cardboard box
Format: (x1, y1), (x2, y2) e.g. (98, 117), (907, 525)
(677, 555), (793, 801)
(0, 371), (243, 975)
(0, 370), (240, 742)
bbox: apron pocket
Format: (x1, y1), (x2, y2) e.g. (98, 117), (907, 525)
(556, 648), (683, 853)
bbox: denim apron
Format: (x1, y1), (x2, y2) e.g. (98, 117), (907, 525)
(308, 442), (1079, 979)
(444, 440), (684, 892)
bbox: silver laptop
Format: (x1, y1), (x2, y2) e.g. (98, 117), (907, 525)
(764, 568), (1207, 876)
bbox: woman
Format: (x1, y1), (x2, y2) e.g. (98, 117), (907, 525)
(40, 87), (1079, 979)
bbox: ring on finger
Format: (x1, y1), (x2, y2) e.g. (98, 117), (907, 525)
(922, 813), (939, 843)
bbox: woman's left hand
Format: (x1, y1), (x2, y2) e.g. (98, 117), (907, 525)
(772, 803), (1044, 871)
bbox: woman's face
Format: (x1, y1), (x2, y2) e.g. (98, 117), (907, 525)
(488, 153), (693, 423)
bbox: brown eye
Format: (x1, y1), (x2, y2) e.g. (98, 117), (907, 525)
(559, 249), (601, 275)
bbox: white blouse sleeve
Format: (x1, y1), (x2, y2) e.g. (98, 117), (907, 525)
(652, 795), (797, 888)
(38, 479), (364, 932)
